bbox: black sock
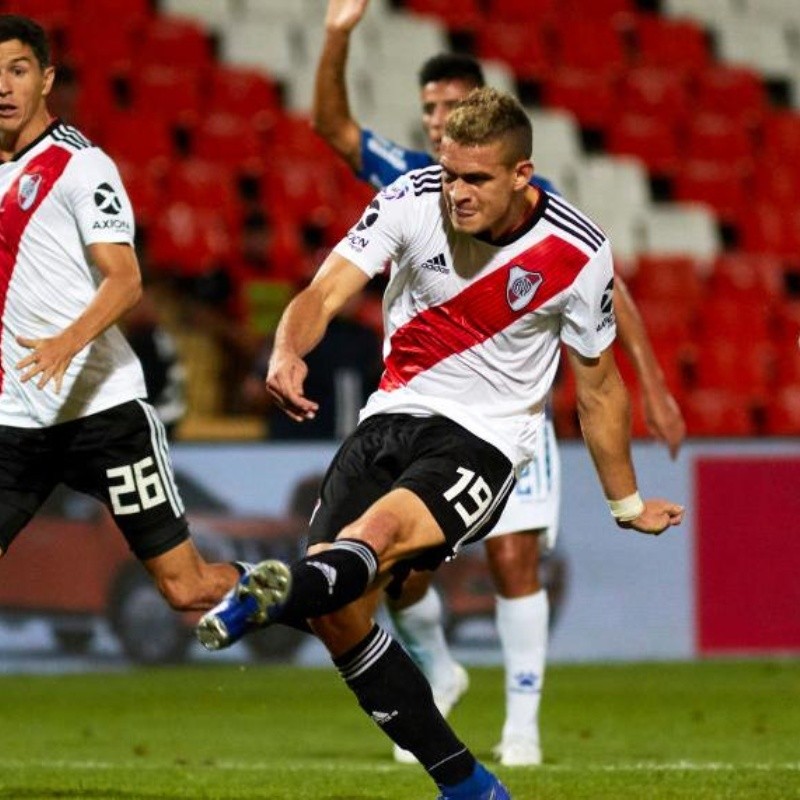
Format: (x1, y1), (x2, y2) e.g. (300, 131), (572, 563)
(334, 624), (476, 787)
(278, 538), (378, 621)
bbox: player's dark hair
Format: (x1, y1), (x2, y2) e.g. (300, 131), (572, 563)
(418, 53), (485, 88)
(0, 14), (51, 68)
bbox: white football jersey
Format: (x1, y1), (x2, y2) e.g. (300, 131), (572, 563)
(0, 121), (146, 428)
(333, 166), (617, 469)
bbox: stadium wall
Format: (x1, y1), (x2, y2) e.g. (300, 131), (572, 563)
(169, 438), (800, 662)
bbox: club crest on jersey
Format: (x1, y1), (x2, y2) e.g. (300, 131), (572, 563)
(506, 265), (543, 311)
(17, 173), (43, 211)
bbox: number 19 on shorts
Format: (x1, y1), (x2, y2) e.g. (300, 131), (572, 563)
(443, 466), (493, 526)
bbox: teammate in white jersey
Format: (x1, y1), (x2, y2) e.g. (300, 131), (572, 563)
(0, 15), (240, 621)
(196, 87), (684, 800)
(313, 0), (687, 767)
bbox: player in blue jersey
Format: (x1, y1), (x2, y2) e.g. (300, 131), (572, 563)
(311, 0), (687, 768)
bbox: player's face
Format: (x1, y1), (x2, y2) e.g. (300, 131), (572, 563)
(0, 40), (54, 153)
(420, 78), (478, 157)
(440, 136), (533, 239)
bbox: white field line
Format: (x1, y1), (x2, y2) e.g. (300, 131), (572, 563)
(0, 759), (798, 773)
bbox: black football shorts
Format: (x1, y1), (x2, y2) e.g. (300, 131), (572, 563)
(0, 399), (189, 559)
(308, 413), (515, 586)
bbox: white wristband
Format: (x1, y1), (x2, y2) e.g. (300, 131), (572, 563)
(607, 492), (645, 522)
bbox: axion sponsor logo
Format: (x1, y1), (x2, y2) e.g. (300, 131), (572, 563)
(92, 218), (131, 232)
(17, 173), (42, 211)
(506, 265), (543, 311)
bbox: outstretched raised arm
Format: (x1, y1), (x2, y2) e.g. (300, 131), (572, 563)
(312, 0), (371, 173)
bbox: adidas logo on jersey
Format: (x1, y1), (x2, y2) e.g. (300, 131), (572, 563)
(419, 253), (448, 274)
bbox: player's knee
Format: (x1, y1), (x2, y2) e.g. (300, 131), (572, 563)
(339, 509), (401, 561)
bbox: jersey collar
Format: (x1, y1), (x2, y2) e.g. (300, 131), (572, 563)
(3, 117), (60, 164)
(474, 187), (549, 247)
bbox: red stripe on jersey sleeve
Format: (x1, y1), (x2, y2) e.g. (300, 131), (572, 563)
(380, 235), (589, 390)
(0, 145), (74, 389)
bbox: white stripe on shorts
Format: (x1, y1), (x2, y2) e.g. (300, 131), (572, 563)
(136, 399), (184, 517)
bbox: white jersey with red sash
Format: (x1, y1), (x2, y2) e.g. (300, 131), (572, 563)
(0, 120), (146, 428)
(333, 165), (617, 469)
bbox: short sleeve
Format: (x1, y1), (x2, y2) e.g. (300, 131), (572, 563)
(332, 174), (416, 278)
(559, 240), (617, 357)
(61, 149), (135, 246)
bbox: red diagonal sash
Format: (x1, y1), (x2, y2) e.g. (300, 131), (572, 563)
(380, 235), (589, 390)
(0, 145), (73, 389)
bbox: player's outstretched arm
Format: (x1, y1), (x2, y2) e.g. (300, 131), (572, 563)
(567, 345), (684, 536)
(267, 252), (370, 422)
(16, 242), (142, 394)
(312, 0), (370, 173)
(614, 274), (686, 459)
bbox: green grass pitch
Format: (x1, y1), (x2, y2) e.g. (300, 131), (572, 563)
(0, 660), (798, 799)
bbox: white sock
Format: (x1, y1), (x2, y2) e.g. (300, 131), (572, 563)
(389, 586), (459, 695)
(496, 589), (549, 743)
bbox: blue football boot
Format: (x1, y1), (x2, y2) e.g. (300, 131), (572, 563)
(436, 763), (511, 799)
(195, 560), (292, 650)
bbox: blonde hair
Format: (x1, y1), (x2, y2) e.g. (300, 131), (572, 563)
(444, 87), (532, 164)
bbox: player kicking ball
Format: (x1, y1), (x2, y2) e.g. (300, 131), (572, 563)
(197, 88), (684, 800)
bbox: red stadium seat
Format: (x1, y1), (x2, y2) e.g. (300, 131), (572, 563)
(190, 112), (266, 170)
(671, 160), (750, 225)
(488, 0), (560, 22)
(476, 21), (554, 81)
(207, 66), (283, 130)
(129, 65), (205, 126)
(541, 68), (618, 132)
(691, 340), (775, 399)
(148, 202), (234, 277)
(165, 159), (241, 228)
(682, 113), (755, 170)
(763, 386), (800, 435)
(738, 203), (800, 258)
(115, 158), (164, 228)
(773, 341), (800, 390)
(561, 0), (635, 18)
(605, 112), (680, 177)
(696, 295), (774, 345)
(751, 157), (800, 207)
(693, 66), (767, 130)
(3, 0), (71, 24)
(136, 16), (213, 72)
(707, 254), (785, 305)
(633, 16), (711, 73)
(404, 0), (486, 31)
(65, 17), (140, 76)
(73, 0), (151, 23)
(628, 296), (695, 347)
(551, 18), (629, 72)
(682, 388), (756, 436)
(630, 255), (705, 311)
(99, 112), (176, 167)
(617, 67), (692, 127)
(761, 111), (800, 161)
